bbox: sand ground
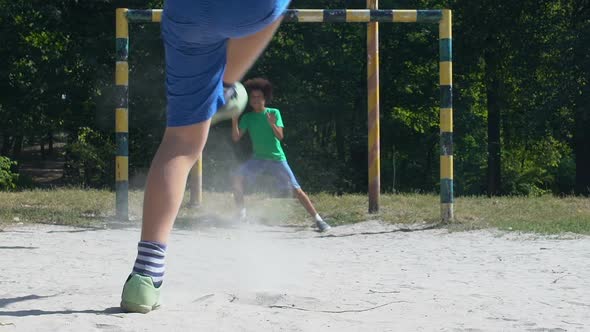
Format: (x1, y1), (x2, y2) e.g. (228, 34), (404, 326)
(1, 220), (589, 331)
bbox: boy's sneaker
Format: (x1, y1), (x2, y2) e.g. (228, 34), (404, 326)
(238, 208), (247, 222)
(120, 274), (161, 314)
(316, 220), (331, 232)
(211, 82), (248, 124)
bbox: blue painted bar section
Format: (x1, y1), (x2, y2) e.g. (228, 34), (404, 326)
(115, 86), (129, 108)
(371, 9), (394, 22)
(284, 9), (300, 22)
(116, 133), (129, 156)
(441, 132), (453, 156)
(127, 10), (152, 22)
(324, 9), (347, 22)
(417, 10), (443, 23)
(116, 38), (128, 61)
(116, 181), (129, 219)
(440, 38), (452, 61)
(441, 179), (454, 203)
(441, 85), (452, 109)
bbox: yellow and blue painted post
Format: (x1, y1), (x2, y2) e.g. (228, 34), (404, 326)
(115, 8), (129, 220)
(367, 1), (380, 213)
(439, 10), (454, 222)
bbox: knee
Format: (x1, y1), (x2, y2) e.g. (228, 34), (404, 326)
(161, 122), (209, 160)
(161, 136), (202, 161)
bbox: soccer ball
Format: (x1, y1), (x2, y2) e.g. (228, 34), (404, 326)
(211, 82), (248, 124)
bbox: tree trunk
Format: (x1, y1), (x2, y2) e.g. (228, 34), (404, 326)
(40, 137), (46, 160)
(11, 135), (23, 161)
(572, 2), (590, 195)
(424, 135), (435, 189)
(574, 102), (590, 195)
(335, 107), (345, 162)
(484, 51), (502, 196)
(1, 135), (11, 156)
(48, 131), (54, 155)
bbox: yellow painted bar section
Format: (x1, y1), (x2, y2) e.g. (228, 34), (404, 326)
(297, 10), (324, 22)
(440, 155), (453, 179)
(440, 108), (453, 133)
(152, 10), (162, 22)
(116, 156), (129, 181)
(440, 61), (452, 86)
(347, 10), (370, 22)
(116, 61), (129, 86)
(368, 140), (380, 181)
(116, 108), (128, 133)
(440, 9), (452, 39)
(116, 8), (128, 38)
(393, 10), (417, 22)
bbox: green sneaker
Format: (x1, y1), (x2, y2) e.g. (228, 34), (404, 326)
(120, 274), (161, 313)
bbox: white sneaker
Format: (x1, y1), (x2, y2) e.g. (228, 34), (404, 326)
(238, 208), (247, 222)
(316, 219), (331, 232)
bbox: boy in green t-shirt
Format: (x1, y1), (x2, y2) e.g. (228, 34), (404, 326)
(231, 78), (331, 232)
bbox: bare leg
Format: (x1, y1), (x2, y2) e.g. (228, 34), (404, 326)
(294, 188), (318, 218)
(140, 122), (209, 243)
(224, 18), (283, 84)
(233, 175), (246, 208)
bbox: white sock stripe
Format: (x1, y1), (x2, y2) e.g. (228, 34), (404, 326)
(137, 253), (165, 262)
(138, 245), (165, 254)
(134, 259), (165, 268)
(134, 262), (165, 273)
(137, 248), (166, 259)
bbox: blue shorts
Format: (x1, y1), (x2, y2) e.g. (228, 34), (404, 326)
(161, 0), (290, 127)
(235, 159), (301, 189)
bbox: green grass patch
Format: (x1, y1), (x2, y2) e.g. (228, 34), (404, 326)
(455, 195), (590, 234)
(0, 189), (589, 235)
(0, 188), (115, 227)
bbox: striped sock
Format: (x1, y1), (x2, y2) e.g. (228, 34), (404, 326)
(132, 241), (167, 288)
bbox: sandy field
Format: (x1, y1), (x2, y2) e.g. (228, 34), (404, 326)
(1, 220), (589, 331)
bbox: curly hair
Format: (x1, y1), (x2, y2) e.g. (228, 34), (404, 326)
(243, 77), (273, 101)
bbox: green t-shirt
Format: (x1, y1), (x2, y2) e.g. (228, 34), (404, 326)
(239, 108), (286, 161)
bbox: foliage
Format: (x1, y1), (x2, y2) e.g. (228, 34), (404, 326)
(0, 156), (19, 191)
(1, 0), (589, 197)
(63, 127), (114, 187)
